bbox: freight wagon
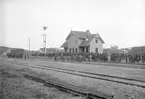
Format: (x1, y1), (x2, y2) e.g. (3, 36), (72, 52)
(7, 49), (24, 58)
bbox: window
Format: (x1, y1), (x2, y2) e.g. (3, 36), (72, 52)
(69, 48), (71, 52)
(64, 48), (67, 52)
(95, 39), (98, 43)
(95, 48), (98, 53)
(86, 47), (88, 52)
(76, 48), (77, 52)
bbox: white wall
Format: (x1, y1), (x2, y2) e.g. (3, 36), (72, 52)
(89, 37), (103, 53)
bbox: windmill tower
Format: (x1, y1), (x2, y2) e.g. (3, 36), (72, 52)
(42, 26), (47, 54)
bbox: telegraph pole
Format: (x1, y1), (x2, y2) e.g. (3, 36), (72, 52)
(45, 34), (46, 55)
(28, 38), (31, 59)
(29, 38), (30, 51)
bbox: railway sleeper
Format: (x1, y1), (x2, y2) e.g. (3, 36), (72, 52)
(12, 62), (145, 88)
(23, 73), (113, 99)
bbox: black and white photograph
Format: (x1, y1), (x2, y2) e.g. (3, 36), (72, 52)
(0, 0), (145, 99)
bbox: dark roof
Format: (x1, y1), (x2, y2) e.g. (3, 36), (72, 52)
(66, 30), (91, 40)
(79, 34), (96, 47)
(61, 41), (68, 48)
(79, 34), (105, 47)
(128, 46), (145, 55)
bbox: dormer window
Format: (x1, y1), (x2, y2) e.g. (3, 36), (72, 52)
(96, 39), (98, 43)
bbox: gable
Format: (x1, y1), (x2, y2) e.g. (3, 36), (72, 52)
(91, 37), (102, 45)
(66, 33), (77, 40)
(96, 33), (105, 43)
(68, 35), (79, 48)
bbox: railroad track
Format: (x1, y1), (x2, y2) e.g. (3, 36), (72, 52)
(5, 60), (145, 89)
(23, 73), (113, 99)
(4, 61), (113, 99)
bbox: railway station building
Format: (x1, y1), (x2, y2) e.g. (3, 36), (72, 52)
(61, 30), (105, 53)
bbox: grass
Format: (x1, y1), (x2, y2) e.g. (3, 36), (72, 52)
(0, 64), (75, 99)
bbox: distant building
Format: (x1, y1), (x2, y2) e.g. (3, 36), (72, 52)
(61, 30), (105, 53)
(38, 48), (63, 53)
(120, 49), (128, 54)
(103, 47), (129, 55)
(128, 46), (145, 55)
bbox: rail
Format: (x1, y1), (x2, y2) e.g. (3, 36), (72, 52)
(23, 73), (113, 99)
(6, 61), (145, 88)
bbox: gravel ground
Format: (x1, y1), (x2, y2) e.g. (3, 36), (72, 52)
(3, 58), (145, 99)
(11, 59), (145, 81)
(0, 64), (84, 99)
(31, 67), (145, 99)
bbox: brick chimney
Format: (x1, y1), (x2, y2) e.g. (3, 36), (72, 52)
(86, 30), (91, 38)
(86, 30), (90, 33)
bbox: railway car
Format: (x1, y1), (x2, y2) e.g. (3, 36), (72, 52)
(7, 49), (24, 58)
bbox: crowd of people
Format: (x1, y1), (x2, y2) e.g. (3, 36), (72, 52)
(32, 52), (145, 64)
(110, 53), (145, 63)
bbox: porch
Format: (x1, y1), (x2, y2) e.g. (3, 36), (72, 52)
(79, 46), (90, 53)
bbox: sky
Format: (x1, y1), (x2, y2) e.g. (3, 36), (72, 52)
(0, 0), (145, 50)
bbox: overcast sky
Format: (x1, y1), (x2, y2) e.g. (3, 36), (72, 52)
(0, 0), (145, 50)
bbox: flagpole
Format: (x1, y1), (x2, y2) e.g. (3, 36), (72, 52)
(29, 38), (30, 59)
(44, 34), (46, 57)
(29, 38), (30, 51)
